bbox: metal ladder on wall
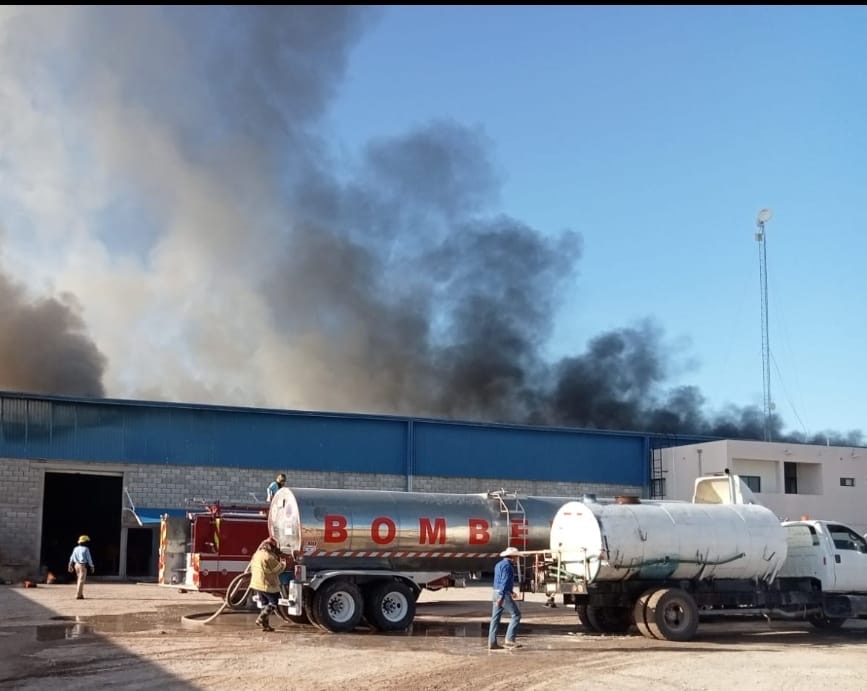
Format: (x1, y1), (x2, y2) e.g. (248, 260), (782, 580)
(650, 446), (665, 499)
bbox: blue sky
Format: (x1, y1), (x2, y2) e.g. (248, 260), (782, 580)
(0, 6), (864, 440)
(325, 6), (867, 436)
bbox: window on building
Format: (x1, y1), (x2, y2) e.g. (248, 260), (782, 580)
(740, 475), (761, 493)
(784, 462), (798, 494)
(840, 477), (855, 487)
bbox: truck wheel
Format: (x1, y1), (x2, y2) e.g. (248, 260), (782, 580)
(277, 604), (310, 625)
(312, 580), (364, 633)
(646, 587), (699, 642)
(304, 588), (328, 631)
(808, 614), (846, 630)
(365, 581), (417, 631)
(576, 604), (597, 631)
(632, 590), (657, 639)
(586, 605), (632, 634)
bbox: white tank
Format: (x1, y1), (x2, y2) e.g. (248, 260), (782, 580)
(550, 499), (787, 583)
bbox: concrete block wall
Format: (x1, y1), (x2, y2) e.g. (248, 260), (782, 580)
(0, 457), (42, 580)
(0, 457), (642, 581)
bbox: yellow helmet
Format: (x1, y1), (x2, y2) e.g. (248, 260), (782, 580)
(77, 535), (90, 544)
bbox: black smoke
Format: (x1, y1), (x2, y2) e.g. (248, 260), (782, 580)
(0, 271), (106, 397)
(0, 6), (859, 446)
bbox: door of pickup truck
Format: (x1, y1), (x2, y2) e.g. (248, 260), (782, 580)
(823, 523), (867, 592)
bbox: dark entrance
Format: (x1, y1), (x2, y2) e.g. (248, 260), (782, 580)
(41, 472), (122, 581)
(126, 527), (155, 577)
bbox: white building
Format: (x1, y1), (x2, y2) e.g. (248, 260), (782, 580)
(659, 440), (867, 533)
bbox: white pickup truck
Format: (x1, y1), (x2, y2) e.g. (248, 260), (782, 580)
(779, 518), (867, 628)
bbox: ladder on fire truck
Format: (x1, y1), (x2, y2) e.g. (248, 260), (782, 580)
(487, 489), (527, 546)
(487, 489), (529, 596)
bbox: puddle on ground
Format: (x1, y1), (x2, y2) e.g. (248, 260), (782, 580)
(36, 622), (95, 641)
(402, 621), (569, 637)
(52, 611), (175, 633)
(19, 610), (200, 642)
(20, 610), (574, 643)
(374, 622), (487, 638)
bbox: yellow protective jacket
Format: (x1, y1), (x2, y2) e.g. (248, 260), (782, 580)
(249, 547), (285, 593)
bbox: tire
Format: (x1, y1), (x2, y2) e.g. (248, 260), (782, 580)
(312, 579), (364, 633)
(632, 590), (657, 639)
(646, 587), (699, 642)
(304, 587), (328, 631)
(277, 604), (310, 625)
(364, 581), (417, 632)
(808, 614), (846, 630)
(576, 604), (597, 631)
(585, 605), (632, 634)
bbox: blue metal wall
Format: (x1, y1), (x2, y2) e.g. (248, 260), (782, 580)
(412, 421), (646, 485)
(0, 391), (712, 487)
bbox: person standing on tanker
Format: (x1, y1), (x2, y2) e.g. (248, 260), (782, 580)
(487, 546), (522, 650)
(266, 473), (286, 501)
(249, 538), (285, 631)
(68, 535), (95, 600)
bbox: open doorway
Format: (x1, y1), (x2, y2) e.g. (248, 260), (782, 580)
(41, 472), (122, 581)
(126, 527), (155, 578)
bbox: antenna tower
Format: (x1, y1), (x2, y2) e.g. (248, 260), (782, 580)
(755, 208), (773, 441)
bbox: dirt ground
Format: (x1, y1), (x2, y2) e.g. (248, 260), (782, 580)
(2, 581), (867, 690)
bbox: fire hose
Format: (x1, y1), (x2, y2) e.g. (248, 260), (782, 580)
(196, 564), (253, 624)
(197, 560), (291, 625)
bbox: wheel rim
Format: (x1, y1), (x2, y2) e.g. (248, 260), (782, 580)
(662, 601), (688, 631)
(380, 591), (409, 623)
(327, 591), (357, 624)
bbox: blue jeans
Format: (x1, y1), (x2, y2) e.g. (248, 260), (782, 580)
(488, 591), (521, 646)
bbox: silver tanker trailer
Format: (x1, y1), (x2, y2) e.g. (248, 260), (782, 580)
(267, 486), (569, 632)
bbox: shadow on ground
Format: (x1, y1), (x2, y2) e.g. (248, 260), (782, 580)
(0, 586), (200, 690)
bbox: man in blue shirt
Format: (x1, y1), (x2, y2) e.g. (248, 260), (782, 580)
(68, 535), (95, 600)
(488, 546), (522, 649)
(266, 473), (286, 501)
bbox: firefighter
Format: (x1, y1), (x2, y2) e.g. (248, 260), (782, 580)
(249, 537), (284, 631)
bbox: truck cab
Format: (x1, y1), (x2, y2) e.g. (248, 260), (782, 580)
(781, 520), (867, 593)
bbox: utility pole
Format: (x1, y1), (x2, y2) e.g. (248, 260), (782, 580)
(755, 209), (773, 441)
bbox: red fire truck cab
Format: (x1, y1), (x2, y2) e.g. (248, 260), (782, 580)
(159, 502), (270, 597)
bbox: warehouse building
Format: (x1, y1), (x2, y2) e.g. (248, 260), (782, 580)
(5, 390), (863, 583)
(1, 390), (705, 582)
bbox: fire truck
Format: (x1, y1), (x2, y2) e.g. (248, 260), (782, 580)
(158, 501), (270, 600)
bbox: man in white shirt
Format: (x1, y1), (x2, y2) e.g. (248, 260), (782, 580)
(68, 535), (95, 600)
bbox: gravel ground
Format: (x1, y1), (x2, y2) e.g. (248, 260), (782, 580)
(2, 581), (867, 690)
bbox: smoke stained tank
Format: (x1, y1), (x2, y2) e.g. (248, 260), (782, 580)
(268, 487), (570, 572)
(550, 500), (787, 583)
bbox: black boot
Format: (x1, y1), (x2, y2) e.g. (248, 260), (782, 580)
(256, 607), (275, 631)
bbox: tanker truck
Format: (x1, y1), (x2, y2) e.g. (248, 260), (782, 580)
(543, 472), (867, 641)
(267, 486), (569, 632)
